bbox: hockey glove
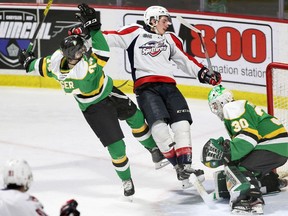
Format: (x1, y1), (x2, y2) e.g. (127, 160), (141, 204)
(60, 199), (80, 216)
(75, 3), (101, 32)
(18, 49), (36, 72)
(197, 67), (222, 86)
(201, 137), (231, 168)
(68, 24), (90, 39)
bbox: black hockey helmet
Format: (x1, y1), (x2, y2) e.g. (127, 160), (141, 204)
(60, 35), (87, 61)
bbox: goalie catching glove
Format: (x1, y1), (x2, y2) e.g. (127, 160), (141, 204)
(201, 137), (231, 168)
(198, 67), (222, 86)
(75, 3), (101, 32)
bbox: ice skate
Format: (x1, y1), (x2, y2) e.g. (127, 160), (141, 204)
(147, 147), (170, 170)
(174, 164), (205, 189)
(278, 177), (288, 189)
(231, 197), (264, 215)
(122, 178), (135, 201)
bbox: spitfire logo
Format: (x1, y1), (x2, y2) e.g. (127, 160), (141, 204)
(139, 40), (167, 57)
(0, 8), (81, 69)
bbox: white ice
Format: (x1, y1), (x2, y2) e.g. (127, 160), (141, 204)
(0, 87), (287, 216)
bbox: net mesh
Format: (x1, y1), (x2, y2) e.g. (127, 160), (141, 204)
(270, 67), (288, 178)
(272, 68), (288, 130)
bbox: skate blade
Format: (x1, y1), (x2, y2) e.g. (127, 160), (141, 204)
(231, 210), (263, 215)
(155, 159), (170, 170)
(123, 195), (134, 202)
(232, 204), (263, 215)
(181, 175), (205, 190)
(181, 179), (193, 189)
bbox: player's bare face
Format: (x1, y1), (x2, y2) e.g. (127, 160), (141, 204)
(156, 16), (171, 35)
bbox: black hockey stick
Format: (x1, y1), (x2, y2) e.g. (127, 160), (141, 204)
(26, 0), (53, 52)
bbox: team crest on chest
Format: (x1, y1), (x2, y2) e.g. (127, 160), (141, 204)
(139, 40), (167, 57)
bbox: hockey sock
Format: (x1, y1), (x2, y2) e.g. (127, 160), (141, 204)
(127, 110), (157, 149)
(107, 140), (131, 181)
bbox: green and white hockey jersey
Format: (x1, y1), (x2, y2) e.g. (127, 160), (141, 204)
(28, 30), (113, 111)
(223, 100), (288, 161)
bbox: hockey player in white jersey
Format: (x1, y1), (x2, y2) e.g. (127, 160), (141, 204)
(0, 159), (80, 216)
(102, 6), (222, 186)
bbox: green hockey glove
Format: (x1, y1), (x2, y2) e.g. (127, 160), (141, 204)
(201, 137), (231, 168)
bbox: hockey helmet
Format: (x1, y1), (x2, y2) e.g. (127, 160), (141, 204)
(143, 6), (171, 27)
(60, 35), (87, 61)
(2, 159), (33, 191)
(208, 85), (233, 121)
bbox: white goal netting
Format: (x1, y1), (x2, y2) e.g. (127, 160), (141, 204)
(266, 63), (288, 178)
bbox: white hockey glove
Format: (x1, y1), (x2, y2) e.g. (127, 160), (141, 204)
(201, 137), (231, 168)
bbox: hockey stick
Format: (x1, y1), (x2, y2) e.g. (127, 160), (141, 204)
(176, 16), (214, 74)
(26, 0), (53, 52)
(189, 173), (216, 208)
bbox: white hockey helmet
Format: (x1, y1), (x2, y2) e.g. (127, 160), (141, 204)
(143, 6), (171, 27)
(2, 159), (33, 191)
(208, 85), (234, 121)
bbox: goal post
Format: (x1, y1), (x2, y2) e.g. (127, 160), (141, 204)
(266, 62), (288, 178)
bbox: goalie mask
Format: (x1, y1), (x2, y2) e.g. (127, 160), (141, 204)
(208, 85), (233, 121)
(3, 159), (33, 191)
(60, 35), (88, 61)
(143, 6), (171, 27)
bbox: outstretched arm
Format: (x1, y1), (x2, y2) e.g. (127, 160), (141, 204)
(168, 32), (222, 86)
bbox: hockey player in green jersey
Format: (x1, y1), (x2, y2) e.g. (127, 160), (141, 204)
(201, 85), (288, 214)
(18, 4), (167, 198)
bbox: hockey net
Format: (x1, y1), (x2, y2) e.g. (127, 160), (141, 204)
(266, 62), (288, 178)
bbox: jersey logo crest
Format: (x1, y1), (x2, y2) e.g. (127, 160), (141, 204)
(139, 40), (167, 57)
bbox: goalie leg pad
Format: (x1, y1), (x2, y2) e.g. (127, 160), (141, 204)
(225, 166), (251, 203)
(213, 170), (230, 200)
(225, 166), (263, 213)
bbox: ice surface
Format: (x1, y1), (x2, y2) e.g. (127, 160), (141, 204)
(0, 87), (287, 216)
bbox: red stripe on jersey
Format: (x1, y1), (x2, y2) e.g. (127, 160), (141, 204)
(163, 148), (176, 159)
(175, 147), (192, 157)
(103, 26), (140, 35)
(134, 75), (176, 89)
(169, 33), (203, 68)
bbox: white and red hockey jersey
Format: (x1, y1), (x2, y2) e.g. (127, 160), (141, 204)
(103, 24), (204, 89)
(0, 189), (48, 216)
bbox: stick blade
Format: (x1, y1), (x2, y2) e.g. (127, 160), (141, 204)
(189, 174), (216, 208)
